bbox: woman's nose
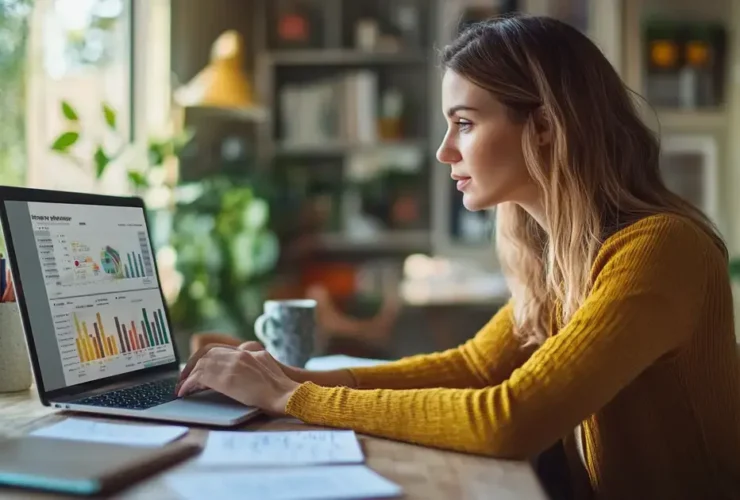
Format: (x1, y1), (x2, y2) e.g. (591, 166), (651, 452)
(436, 139), (461, 165)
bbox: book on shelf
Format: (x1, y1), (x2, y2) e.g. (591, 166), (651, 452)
(280, 71), (379, 147)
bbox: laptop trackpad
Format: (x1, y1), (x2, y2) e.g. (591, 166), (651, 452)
(146, 390), (256, 420)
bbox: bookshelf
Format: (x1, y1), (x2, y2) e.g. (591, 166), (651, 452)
(265, 49), (428, 66)
(254, 0), (443, 256)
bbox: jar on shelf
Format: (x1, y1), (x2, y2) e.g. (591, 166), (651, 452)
(644, 19), (682, 108)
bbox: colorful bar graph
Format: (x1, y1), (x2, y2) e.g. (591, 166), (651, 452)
(73, 312), (121, 363)
(72, 306), (172, 363)
(127, 253), (135, 278)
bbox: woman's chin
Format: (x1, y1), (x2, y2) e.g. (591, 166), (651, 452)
(462, 193), (489, 212)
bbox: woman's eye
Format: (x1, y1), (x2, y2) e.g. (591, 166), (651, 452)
(454, 120), (472, 132)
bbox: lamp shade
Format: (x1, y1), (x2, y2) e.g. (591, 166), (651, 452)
(174, 30), (257, 109)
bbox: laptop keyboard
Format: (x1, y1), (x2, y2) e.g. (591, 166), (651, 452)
(73, 377), (179, 410)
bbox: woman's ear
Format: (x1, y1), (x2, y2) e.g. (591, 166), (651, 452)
(533, 107), (552, 146)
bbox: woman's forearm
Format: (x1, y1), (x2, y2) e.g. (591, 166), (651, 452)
(282, 366), (357, 388)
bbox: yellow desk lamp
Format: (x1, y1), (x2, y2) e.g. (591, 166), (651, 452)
(174, 30), (260, 111)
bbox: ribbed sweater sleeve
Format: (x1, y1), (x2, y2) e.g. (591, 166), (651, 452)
(285, 216), (709, 459)
(346, 301), (534, 390)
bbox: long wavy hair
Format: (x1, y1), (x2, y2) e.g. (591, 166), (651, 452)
(442, 16), (725, 345)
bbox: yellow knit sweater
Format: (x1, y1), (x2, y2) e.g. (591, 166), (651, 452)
(286, 214), (740, 499)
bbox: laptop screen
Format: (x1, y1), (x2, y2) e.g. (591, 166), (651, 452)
(3, 200), (176, 392)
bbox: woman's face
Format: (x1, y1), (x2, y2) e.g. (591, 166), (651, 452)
(437, 71), (539, 212)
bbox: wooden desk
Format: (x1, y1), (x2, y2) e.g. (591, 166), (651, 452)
(0, 388), (547, 500)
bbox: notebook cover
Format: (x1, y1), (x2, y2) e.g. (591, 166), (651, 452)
(0, 436), (200, 496)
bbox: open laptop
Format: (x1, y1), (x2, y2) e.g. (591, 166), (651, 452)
(0, 186), (260, 426)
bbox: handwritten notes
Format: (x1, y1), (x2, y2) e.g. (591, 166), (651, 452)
(166, 466), (402, 500)
(198, 430), (364, 466)
(30, 418), (188, 447)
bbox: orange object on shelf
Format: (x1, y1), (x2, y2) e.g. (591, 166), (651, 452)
(650, 40), (679, 68)
(686, 40), (711, 67)
(301, 263), (357, 299)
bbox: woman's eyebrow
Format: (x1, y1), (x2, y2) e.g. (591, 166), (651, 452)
(446, 105), (478, 118)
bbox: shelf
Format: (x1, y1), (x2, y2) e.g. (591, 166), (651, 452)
(184, 105), (270, 122)
(315, 230), (431, 252)
(264, 49), (428, 66)
(274, 139), (428, 157)
(655, 108), (727, 131)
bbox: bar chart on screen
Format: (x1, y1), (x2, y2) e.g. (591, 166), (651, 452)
(30, 203), (158, 300)
(51, 288), (175, 385)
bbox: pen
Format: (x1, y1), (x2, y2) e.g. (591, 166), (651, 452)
(1, 270), (13, 303)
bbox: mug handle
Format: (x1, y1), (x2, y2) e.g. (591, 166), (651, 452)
(254, 314), (281, 347)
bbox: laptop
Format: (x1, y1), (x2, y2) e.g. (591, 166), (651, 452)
(0, 186), (260, 426)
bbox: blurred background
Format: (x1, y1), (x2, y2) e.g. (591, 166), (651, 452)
(2, 0), (739, 361)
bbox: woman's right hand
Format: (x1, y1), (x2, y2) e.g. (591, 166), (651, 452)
(177, 340), (268, 396)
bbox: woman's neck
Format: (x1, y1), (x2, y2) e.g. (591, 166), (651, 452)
(517, 199), (548, 233)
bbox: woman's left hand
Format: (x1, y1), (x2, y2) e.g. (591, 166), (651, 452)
(176, 347), (300, 415)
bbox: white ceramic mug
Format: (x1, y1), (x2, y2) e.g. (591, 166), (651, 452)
(254, 299), (316, 367)
(0, 302), (32, 392)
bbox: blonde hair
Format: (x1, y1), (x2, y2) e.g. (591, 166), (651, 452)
(442, 16), (725, 345)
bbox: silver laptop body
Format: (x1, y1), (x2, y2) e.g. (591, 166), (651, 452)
(0, 186), (260, 427)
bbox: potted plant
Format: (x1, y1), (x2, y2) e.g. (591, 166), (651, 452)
(168, 175), (280, 342)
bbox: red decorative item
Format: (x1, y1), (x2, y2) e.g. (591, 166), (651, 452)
(278, 13), (309, 42)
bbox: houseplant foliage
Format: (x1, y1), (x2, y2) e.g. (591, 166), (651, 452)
(168, 175), (280, 338)
(49, 100), (193, 192)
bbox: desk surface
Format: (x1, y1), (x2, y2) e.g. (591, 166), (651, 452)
(0, 388), (546, 500)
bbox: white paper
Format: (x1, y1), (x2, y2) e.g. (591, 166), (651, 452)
(166, 466), (402, 500)
(30, 418), (188, 447)
(304, 355), (388, 371)
(199, 430), (364, 466)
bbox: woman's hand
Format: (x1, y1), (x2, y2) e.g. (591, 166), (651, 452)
(176, 344), (300, 415)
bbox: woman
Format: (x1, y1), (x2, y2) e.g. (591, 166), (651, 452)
(176, 16), (740, 498)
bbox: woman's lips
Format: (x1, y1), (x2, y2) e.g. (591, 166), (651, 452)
(456, 178), (471, 191)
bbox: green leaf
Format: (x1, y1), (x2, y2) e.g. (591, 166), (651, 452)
(242, 198), (269, 230)
(102, 103), (116, 129)
(127, 170), (149, 188)
(147, 139), (167, 167)
(93, 146), (110, 179)
(61, 101), (79, 121)
(51, 132), (79, 152)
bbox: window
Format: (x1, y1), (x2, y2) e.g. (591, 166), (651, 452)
(0, 0), (32, 187)
(26, 0), (133, 192)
